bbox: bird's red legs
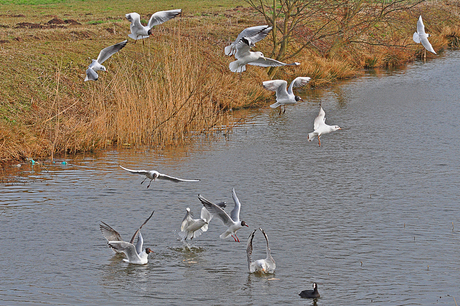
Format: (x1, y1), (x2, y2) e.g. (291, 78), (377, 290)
(318, 136), (321, 147)
(147, 179), (154, 188)
(231, 234), (240, 242)
(141, 177), (147, 185)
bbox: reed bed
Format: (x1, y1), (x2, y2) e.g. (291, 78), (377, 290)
(1, 0), (460, 165)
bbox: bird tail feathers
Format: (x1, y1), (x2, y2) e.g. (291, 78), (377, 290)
(229, 61), (245, 73)
(224, 45), (233, 56)
(307, 132), (316, 141)
(270, 102), (281, 109)
(413, 32), (420, 43)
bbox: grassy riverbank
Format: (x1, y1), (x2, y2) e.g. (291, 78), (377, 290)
(0, 0), (459, 165)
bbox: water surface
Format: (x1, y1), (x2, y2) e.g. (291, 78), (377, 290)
(1, 51), (460, 305)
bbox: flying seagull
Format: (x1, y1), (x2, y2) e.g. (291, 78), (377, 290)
(100, 210), (154, 264)
(229, 37), (300, 73)
(197, 188), (248, 242)
(125, 9), (181, 40)
(299, 283), (320, 299)
(225, 25), (272, 56)
(413, 15), (436, 54)
(120, 165), (200, 188)
(179, 202), (226, 241)
(263, 77), (311, 114)
(307, 107), (341, 147)
(246, 228), (276, 274)
(84, 40), (127, 81)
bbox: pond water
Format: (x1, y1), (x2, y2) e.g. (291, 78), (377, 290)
(1, 51), (460, 305)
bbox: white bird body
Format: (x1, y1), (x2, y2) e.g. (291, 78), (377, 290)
(100, 210), (155, 264)
(120, 165), (199, 188)
(179, 202), (226, 241)
(125, 10), (181, 40)
(413, 15), (436, 54)
(84, 40), (127, 81)
(225, 25), (272, 56)
(247, 228), (276, 274)
(198, 189), (248, 242)
(307, 107), (341, 146)
(263, 77), (311, 112)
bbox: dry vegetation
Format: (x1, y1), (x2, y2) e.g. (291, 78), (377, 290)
(0, 0), (459, 165)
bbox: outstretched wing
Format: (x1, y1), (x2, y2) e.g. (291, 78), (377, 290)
(417, 15), (426, 35)
(263, 80), (289, 102)
(100, 221), (122, 242)
(97, 40), (128, 64)
(120, 165), (149, 175)
(420, 36), (436, 54)
(313, 107), (326, 130)
(129, 210), (155, 244)
(157, 173), (200, 183)
(246, 229), (257, 270)
(249, 57), (300, 68)
(84, 68), (98, 82)
(289, 77), (311, 93)
(126, 12), (143, 33)
(148, 9), (182, 29)
(230, 188), (242, 222)
(225, 25), (272, 56)
(198, 194), (233, 227)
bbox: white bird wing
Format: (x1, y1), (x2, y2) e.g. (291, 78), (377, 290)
(134, 231), (144, 255)
(234, 40), (252, 59)
(126, 12), (144, 33)
(85, 68), (98, 81)
(96, 40), (128, 64)
(263, 79), (290, 101)
(246, 229), (257, 270)
(413, 32), (421, 43)
(129, 210), (155, 244)
(421, 36), (436, 54)
(198, 194), (234, 227)
(225, 25), (272, 56)
(119, 165), (149, 175)
(289, 77), (311, 93)
(260, 228), (273, 259)
(313, 107), (326, 130)
(417, 16), (426, 35)
(249, 57), (300, 68)
(100, 221), (122, 242)
(108, 241), (141, 262)
(157, 173), (200, 182)
(148, 9), (181, 29)
(181, 209), (193, 231)
(230, 188), (241, 222)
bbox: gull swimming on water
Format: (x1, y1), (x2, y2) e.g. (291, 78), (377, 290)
(299, 283), (320, 299)
(229, 37), (300, 73)
(263, 77), (311, 114)
(246, 228), (276, 274)
(120, 165), (200, 188)
(198, 188), (249, 242)
(225, 25), (272, 56)
(413, 15), (436, 55)
(179, 202), (226, 241)
(125, 9), (181, 40)
(307, 106), (341, 147)
(84, 40), (127, 81)
(100, 210), (154, 264)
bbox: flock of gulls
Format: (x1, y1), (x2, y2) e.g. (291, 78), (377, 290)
(95, 8), (437, 300)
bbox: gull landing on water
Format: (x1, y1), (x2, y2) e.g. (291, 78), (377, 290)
(100, 210), (154, 265)
(179, 202), (226, 241)
(120, 165), (200, 188)
(247, 228), (276, 274)
(307, 107), (341, 147)
(263, 77), (311, 114)
(197, 188), (249, 242)
(125, 9), (181, 41)
(84, 40), (127, 81)
(413, 15), (436, 55)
